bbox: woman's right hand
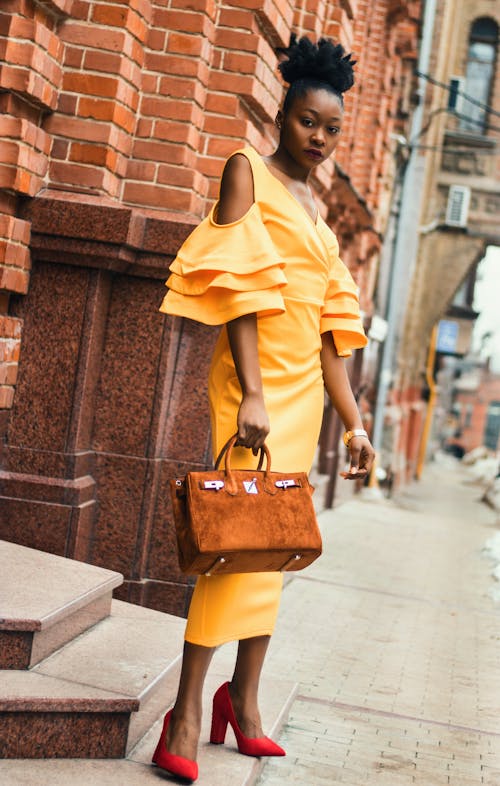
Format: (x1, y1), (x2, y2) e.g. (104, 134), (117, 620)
(236, 392), (270, 453)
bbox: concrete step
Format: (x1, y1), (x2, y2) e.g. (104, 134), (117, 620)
(0, 641), (297, 784)
(0, 600), (185, 758)
(0, 539), (123, 669)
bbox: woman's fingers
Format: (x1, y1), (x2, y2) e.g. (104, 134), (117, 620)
(341, 436), (375, 480)
(236, 394), (270, 450)
(359, 441), (376, 474)
(237, 424), (269, 449)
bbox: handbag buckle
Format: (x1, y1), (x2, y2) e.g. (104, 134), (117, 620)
(279, 554), (302, 571)
(275, 479), (300, 489)
(205, 556), (226, 575)
(203, 480), (225, 490)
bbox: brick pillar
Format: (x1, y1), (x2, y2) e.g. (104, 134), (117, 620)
(46, 0), (152, 196)
(0, 0), (66, 420)
(122, 0), (215, 215)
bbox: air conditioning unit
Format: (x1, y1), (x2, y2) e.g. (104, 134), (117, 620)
(445, 185), (470, 227)
(448, 76), (465, 114)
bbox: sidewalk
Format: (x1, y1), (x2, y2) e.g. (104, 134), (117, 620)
(257, 458), (500, 786)
(2, 458), (499, 785)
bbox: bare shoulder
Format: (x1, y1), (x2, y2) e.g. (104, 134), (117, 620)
(217, 153), (255, 225)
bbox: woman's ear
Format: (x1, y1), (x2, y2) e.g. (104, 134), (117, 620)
(275, 110), (284, 130)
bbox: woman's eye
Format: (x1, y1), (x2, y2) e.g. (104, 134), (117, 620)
(328, 126), (340, 135)
(301, 118), (314, 127)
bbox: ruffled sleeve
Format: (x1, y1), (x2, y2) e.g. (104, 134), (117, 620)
(159, 202), (286, 325)
(320, 234), (368, 358)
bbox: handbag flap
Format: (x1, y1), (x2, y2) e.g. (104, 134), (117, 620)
(184, 468), (320, 553)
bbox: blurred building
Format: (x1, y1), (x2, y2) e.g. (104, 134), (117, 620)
(0, 0), (419, 615)
(450, 364), (500, 454)
(380, 0), (500, 482)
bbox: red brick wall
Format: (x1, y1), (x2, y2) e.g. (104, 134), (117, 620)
(454, 375), (500, 453)
(0, 0), (67, 411)
(1, 1), (420, 237)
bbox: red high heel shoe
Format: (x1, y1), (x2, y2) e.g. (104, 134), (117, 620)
(210, 682), (286, 757)
(152, 709), (199, 782)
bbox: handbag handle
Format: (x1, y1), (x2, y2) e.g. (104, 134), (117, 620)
(214, 433), (271, 474)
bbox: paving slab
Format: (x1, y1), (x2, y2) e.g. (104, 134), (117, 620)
(257, 461), (500, 786)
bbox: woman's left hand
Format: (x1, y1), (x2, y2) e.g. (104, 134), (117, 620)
(340, 436), (375, 480)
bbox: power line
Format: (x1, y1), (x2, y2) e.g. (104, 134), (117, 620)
(412, 106), (500, 144)
(416, 70), (500, 119)
(453, 110), (500, 134)
(412, 144), (497, 154)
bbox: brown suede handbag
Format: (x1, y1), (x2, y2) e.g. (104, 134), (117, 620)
(170, 434), (322, 576)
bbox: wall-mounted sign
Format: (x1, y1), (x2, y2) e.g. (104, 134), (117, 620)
(437, 320), (459, 354)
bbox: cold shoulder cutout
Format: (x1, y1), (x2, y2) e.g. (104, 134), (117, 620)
(216, 152), (254, 225)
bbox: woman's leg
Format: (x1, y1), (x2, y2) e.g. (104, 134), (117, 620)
(228, 635), (271, 737)
(167, 641), (215, 759)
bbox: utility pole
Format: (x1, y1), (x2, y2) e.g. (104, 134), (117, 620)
(371, 0), (438, 462)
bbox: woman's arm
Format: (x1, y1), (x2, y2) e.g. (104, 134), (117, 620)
(321, 332), (375, 478)
(218, 154), (269, 451)
(227, 314), (269, 451)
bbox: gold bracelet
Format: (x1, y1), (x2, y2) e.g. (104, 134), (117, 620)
(343, 428), (368, 447)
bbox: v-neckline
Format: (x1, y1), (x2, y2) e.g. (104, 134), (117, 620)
(255, 152), (320, 227)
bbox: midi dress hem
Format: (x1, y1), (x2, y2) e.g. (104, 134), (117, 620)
(184, 627), (277, 648)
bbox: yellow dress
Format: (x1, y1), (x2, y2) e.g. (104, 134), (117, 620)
(159, 146), (367, 647)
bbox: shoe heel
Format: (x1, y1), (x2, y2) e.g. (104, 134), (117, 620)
(152, 737), (164, 765)
(210, 711), (228, 744)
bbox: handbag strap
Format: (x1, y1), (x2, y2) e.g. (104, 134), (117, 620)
(214, 433), (271, 473)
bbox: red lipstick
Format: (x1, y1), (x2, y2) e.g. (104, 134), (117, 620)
(304, 148), (323, 161)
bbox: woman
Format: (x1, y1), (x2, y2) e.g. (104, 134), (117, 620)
(155, 35), (375, 782)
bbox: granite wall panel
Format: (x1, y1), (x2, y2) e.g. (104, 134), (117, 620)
(146, 459), (199, 583)
(143, 579), (194, 619)
(0, 254), (215, 616)
(0, 710), (130, 758)
(113, 578), (194, 618)
(92, 275), (164, 457)
(0, 632), (32, 670)
(8, 261), (89, 457)
(89, 453), (148, 576)
(161, 318), (218, 465)
(0, 499), (71, 556)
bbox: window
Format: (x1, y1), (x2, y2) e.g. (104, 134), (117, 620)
(459, 17), (498, 134)
(484, 401), (500, 451)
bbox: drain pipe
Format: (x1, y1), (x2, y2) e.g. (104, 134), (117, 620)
(416, 323), (438, 479)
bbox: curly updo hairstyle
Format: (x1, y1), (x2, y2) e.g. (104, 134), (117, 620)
(277, 34), (356, 113)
